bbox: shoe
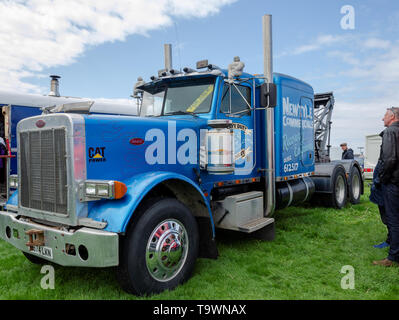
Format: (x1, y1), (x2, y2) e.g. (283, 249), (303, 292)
(373, 242), (390, 249)
(372, 258), (396, 267)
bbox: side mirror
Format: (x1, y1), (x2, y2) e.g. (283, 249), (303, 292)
(260, 83), (277, 108)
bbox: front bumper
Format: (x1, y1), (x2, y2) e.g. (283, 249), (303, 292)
(0, 211), (119, 267)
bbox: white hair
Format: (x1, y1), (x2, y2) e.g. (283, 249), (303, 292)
(388, 107), (399, 119)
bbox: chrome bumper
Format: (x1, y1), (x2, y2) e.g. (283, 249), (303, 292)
(0, 211), (119, 267)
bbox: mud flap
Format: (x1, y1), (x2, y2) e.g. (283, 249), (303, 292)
(251, 221), (276, 242)
(196, 217), (219, 259)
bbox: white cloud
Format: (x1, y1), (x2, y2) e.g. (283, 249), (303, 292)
(0, 0), (236, 93)
(283, 33), (399, 150)
(327, 42), (399, 149)
(327, 51), (360, 66)
(291, 35), (349, 55)
(363, 38), (391, 49)
(330, 99), (389, 150)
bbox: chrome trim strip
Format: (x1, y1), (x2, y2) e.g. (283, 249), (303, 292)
(303, 178), (310, 202)
(286, 182), (293, 208)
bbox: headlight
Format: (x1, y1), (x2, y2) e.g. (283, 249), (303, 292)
(85, 183), (97, 196)
(9, 175), (18, 189)
(96, 184), (110, 197)
(81, 180), (127, 201)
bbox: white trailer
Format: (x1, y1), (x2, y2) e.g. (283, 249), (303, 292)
(364, 134), (382, 179)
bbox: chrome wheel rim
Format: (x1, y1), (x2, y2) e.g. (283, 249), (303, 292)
(336, 175), (346, 204)
(352, 173), (361, 200)
(146, 219), (188, 282)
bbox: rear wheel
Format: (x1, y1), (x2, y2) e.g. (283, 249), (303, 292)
(117, 198), (199, 296)
(326, 167), (347, 209)
(349, 167), (362, 204)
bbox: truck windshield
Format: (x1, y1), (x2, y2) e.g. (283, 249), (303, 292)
(140, 78), (215, 117)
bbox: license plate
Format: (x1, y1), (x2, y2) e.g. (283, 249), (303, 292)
(32, 246), (53, 259)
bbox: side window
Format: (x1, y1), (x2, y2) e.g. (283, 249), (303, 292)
(220, 83), (251, 115)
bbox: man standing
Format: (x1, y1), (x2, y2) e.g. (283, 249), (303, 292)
(373, 107), (399, 267)
(370, 159), (390, 248)
(340, 143), (354, 160)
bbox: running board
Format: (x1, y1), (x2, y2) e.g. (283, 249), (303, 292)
(238, 217), (275, 233)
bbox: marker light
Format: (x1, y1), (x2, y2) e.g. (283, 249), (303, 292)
(196, 59), (209, 69)
(82, 180), (127, 200)
(9, 175), (18, 189)
(114, 181), (128, 200)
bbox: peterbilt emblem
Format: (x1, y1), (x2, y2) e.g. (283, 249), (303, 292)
(36, 120), (46, 128)
(129, 138), (144, 145)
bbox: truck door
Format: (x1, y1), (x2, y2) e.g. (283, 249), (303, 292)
(217, 82), (254, 175)
(300, 96), (314, 169)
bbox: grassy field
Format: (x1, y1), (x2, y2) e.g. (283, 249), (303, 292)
(0, 185), (398, 300)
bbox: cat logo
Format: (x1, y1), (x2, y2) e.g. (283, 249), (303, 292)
(88, 147), (106, 163)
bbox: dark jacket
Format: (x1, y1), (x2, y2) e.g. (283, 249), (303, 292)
(370, 160), (384, 206)
(342, 148), (354, 160)
(378, 122), (399, 186)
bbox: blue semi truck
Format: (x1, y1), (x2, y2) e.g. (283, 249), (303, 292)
(0, 15), (363, 295)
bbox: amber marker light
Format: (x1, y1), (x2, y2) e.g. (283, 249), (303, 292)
(114, 181), (127, 199)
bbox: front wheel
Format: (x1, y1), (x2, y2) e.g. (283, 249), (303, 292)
(117, 198), (199, 296)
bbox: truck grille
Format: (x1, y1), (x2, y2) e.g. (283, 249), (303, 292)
(20, 129), (68, 215)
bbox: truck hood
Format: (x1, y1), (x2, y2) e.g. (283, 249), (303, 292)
(83, 114), (208, 182)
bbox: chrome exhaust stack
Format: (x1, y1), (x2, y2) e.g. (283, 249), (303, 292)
(49, 75), (61, 97)
(164, 44), (173, 72)
(263, 14), (276, 217)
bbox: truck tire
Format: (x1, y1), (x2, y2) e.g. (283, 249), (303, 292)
(23, 252), (47, 265)
(327, 167), (347, 209)
(117, 198), (199, 296)
(348, 166), (361, 204)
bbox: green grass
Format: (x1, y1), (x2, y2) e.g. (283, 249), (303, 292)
(1, 185), (398, 300)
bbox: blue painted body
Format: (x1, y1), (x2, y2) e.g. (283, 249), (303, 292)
(273, 74), (315, 179)
(5, 73), (315, 235)
(79, 73), (315, 234)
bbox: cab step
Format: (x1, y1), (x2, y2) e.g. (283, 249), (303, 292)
(238, 217), (275, 233)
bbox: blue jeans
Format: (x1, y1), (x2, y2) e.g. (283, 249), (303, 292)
(382, 184), (399, 262)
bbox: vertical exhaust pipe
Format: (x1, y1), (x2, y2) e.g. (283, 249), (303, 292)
(49, 75), (61, 97)
(164, 44), (173, 72)
(263, 14), (276, 217)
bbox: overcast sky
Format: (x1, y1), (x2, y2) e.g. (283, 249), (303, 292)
(0, 0), (398, 151)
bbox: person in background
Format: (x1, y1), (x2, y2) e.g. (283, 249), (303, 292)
(370, 158), (390, 249)
(373, 107), (399, 267)
(0, 128), (6, 184)
(340, 143), (354, 160)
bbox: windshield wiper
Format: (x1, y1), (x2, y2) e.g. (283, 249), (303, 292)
(164, 111), (199, 118)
